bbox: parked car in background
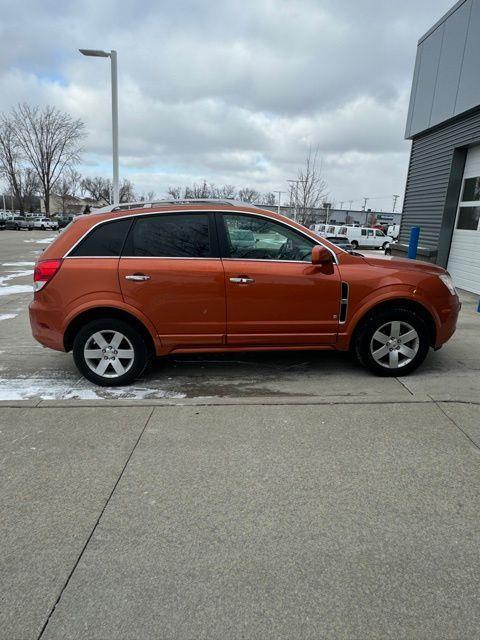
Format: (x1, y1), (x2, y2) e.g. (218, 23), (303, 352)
(338, 226), (392, 250)
(29, 200), (460, 385)
(384, 240), (398, 256)
(31, 217), (58, 231)
(57, 215), (75, 230)
(5, 216), (33, 231)
(325, 235), (353, 251)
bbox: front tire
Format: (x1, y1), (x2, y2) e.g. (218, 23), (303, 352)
(353, 307), (430, 376)
(351, 240), (359, 249)
(73, 318), (149, 386)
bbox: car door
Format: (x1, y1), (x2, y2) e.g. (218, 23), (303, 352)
(217, 212), (341, 345)
(366, 229), (375, 247)
(119, 212), (226, 349)
(375, 230), (385, 246)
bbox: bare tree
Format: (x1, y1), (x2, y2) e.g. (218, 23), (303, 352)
(292, 148), (328, 227)
(0, 116), (42, 214)
(167, 186), (181, 199)
(238, 187), (260, 203)
(10, 104), (85, 214)
(261, 192), (276, 205)
(81, 176), (111, 205)
(119, 179), (136, 203)
(56, 168), (82, 214)
(216, 184), (237, 199)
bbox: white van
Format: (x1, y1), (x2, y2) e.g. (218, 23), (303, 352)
(387, 224), (400, 239)
(310, 223), (327, 236)
(338, 226), (392, 250)
(324, 224), (342, 236)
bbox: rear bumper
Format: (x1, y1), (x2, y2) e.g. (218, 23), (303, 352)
(29, 300), (65, 352)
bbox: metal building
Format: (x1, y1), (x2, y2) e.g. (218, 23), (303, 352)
(396, 0), (480, 294)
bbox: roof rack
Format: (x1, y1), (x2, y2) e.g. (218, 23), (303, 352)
(92, 198), (261, 214)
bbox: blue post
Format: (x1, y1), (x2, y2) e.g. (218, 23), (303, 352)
(407, 226), (420, 259)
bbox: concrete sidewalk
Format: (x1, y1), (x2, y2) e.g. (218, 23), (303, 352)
(1, 401), (480, 639)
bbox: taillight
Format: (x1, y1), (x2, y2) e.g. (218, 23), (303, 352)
(33, 259), (63, 292)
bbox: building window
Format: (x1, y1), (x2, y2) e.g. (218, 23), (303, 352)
(456, 207), (480, 231)
(461, 177), (480, 202)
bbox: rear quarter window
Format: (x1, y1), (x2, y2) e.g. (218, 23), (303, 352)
(69, 218), (132, 257)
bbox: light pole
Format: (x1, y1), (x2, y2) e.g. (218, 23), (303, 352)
(79, 48), (119, 205)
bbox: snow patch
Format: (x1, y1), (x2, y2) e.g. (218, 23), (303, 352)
(0, 269), (34, 285)
(0, 285), (32, 297)
(0, 313), (17, 321)
(0, 373), (186, 401)
(2, 262), (35, 267)
(24, 237), (55, 245)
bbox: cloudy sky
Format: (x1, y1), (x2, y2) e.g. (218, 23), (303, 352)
(0, 0), (454, 210)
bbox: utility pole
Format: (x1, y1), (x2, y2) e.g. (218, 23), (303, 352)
(287, 179), (306, 222)
(274, 190), (286, 216)
(362, 197), (369, 211)
(339, 201), (344, 209)
(392, 194), (400, 212)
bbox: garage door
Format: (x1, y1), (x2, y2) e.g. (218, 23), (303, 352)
(447, 145), (480, 294)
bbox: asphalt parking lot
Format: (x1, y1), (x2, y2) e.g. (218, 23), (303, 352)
(1, 229), (480, 639)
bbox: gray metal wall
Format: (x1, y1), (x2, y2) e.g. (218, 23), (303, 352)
(406, 0), (480, 139)
(399, 107), (480, 264)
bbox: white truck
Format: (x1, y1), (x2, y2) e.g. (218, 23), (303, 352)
(338, 226), (392, 250)
(31, 217), (58, 231)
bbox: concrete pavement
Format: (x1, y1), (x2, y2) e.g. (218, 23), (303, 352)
(1, 402), (479, 639)
(1, 229), (480, 638)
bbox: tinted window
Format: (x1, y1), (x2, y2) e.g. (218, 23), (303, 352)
(126, 213), (212, 257)
(361, 229), (367, 236)
(70, 218), (132, 257)
(223, 214), (314, 261)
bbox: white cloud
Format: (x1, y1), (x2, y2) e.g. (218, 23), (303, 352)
(0, 0), (455, 208)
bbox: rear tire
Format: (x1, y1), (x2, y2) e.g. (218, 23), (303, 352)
(73, 318), (149, 386)
(353, 307), (430, 376)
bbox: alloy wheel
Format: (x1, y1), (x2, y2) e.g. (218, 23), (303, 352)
(370, 321), (419, 369)
(83, 330), (135, 378)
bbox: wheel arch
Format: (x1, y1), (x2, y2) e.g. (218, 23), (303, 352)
(349, 298), (437, 350)
(63, 306), (156, 356)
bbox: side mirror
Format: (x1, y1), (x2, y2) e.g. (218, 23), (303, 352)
(311, 245), (333, 265)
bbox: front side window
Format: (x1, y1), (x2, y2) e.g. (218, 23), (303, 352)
(375, 230), (385, 237)
(125, 213), (212, 257)
(70, 218), (132, 257)
(222, 214), (314, 262)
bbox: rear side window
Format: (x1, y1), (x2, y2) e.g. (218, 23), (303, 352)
(69, 218), (132, 257)
(124, 213), (212, 257)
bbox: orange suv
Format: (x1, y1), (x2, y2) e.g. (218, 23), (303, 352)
(29, 200), (460, 386)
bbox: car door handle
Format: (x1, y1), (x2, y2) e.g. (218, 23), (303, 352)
(125, 274), (151, 281)
(229, 277), (255, 284)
